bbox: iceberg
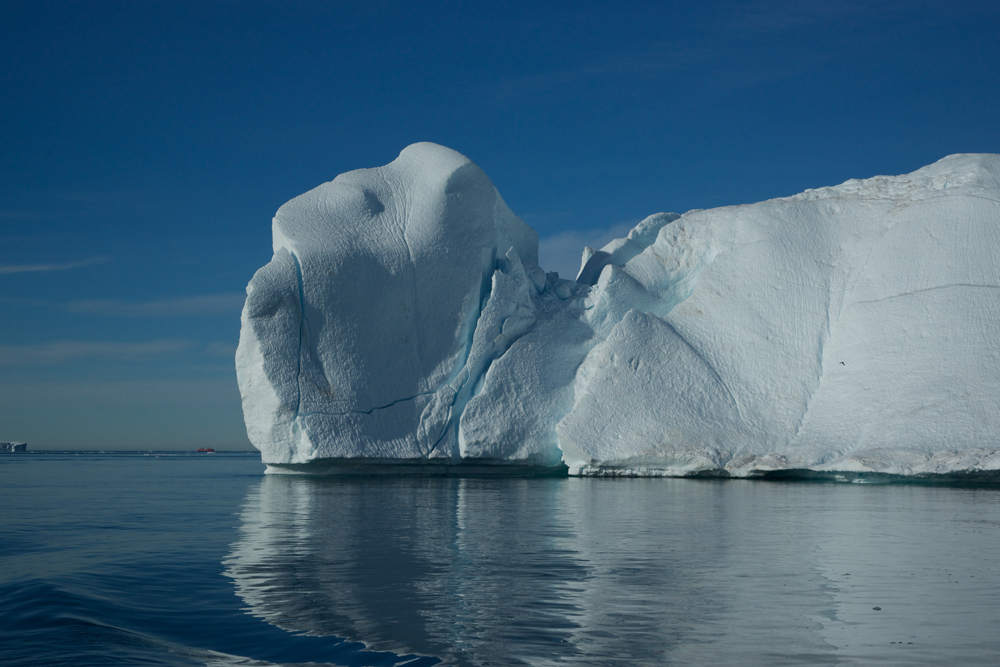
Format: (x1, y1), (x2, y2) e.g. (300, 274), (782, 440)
(237, 143), (1000, 477)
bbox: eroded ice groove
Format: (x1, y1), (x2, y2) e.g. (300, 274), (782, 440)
(237, 146), (1000, 477)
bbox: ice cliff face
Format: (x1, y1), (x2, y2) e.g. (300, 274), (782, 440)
(237, 144), (1000, 477)
(237, 144), (538, 465)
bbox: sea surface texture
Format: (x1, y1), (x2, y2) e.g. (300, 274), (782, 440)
(3, 452), (1000, 665)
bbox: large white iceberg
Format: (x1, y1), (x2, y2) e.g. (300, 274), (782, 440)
(237, 143), (1000, 477)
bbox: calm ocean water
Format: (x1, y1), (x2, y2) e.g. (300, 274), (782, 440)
(2, 452), (999, 666)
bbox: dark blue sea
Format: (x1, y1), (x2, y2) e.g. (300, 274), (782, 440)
(2, 452), (1000, 666)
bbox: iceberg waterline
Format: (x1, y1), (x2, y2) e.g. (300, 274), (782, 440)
(236, 143), (1000, 477)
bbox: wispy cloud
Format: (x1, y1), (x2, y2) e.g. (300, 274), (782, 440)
(205, 342), (238, 357)
(478, 1), (881, 102)
(55, 190), (144, 207)
(0, 257), (105, 275)
(66, 293), (247, 318)
(721, 0), (870, 33)
(538, 221), (637, 280)
(0, 292), (247, 317)
(0, 340), (195, 366)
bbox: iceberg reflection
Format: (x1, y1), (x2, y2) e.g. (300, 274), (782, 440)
(225, 477), (1000, 666)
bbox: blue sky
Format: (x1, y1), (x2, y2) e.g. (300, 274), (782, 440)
(2, 0), (998, 450)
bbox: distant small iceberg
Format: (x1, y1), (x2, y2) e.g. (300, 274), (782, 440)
(0, 442), (27, 453)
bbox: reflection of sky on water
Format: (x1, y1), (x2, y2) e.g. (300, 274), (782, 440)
(224, 477), (1000, 666)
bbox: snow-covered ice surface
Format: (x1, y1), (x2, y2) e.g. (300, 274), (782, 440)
(237, 144), (1000, 477)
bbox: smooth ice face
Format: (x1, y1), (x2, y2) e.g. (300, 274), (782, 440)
(238, 146), (1000, 476)
(560, 154), (1000, 475)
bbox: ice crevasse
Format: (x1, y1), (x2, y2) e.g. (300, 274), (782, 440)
(236, 143), (1000, 477)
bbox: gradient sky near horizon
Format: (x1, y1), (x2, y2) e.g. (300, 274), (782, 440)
(2, 0), (999, 450)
